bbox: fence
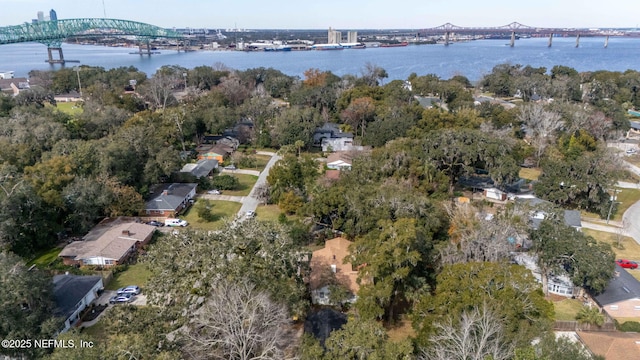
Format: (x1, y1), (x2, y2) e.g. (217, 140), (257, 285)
(554, 320), (617, 332)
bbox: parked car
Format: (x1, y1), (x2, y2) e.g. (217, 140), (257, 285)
(164, 218), (188, 227)
(616, 259), (638, 269)
(626, 148), (637, 155)
(224, 164), (237, 170)
(246, 210), (256, 218)
(207, 189), (221, 195)
(147, 220), (164, 227)
(109, 293), (134, 304)
(117, 285), (141, 295)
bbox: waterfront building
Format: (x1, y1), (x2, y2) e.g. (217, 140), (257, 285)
(328, 27), (341, 44)
(347, 31), (358, 43)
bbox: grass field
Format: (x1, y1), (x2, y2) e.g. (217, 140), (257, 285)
(583, 228), (640, 281)
(386, 318), (416, 342)
(182, 200), (241, 230)
(222, 174), (259, 196)
(27, 247), (62, 267)
(105, 263), (152, 290)
(553, 298), (584, 321)
(55, 101), (83, 115)
(255, 204), (283, 222)
(519, 167), (542, 181)
(581, 188), (640, 222)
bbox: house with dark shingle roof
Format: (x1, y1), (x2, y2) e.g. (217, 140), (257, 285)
(180, 159), (218, 179)
(595, 264), (640, 319)
(145, 183), (197, 217)
(53, 274), (103, 332)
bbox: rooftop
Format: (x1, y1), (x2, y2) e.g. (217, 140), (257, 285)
(145, 183), (197, 211)
(594, 264), (640, 306)
(53, 274), (102, 319)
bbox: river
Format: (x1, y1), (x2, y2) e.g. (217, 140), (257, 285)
(2, 37), (640, 82)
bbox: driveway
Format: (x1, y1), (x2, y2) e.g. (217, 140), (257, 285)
(94, 289), (147, 306)
(198, 194), (246, 203)
(221, 169), (260, 176)
(237, 152), (281, 219)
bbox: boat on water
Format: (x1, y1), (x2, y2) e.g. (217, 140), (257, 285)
(339, 42), (366, 49)
(264, 45), (292, 52)
(311, 44), (344, 50)
(379, 41), (408, 48)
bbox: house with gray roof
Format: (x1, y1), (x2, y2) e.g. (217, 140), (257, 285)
(145, 183), (197, 217)
(595, 264), (640, 320)
(180, 159), (218, 179)
(313, 123), (361, 152)
(53, 274), (103, 332)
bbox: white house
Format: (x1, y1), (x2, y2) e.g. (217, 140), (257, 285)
(53, 274), (103, 332)
(513, 253), (576, 297)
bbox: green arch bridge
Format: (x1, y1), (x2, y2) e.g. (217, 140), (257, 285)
(0, 18), (184, 63)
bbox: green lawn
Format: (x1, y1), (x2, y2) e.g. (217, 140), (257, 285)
(581, 188), (640, 222)
(256, 204), (283, 222)
(182, 200), (242, 230)
(222, 174), (259, 196)
(553, 298), (584, 321)
(105, 263), (152, 290)
(519, 167), (541, 181)
(583, 228), (640, 281)
(81, 319), (108, 339)
(55, 101), (83, 115)
(27, 247), (62, 268)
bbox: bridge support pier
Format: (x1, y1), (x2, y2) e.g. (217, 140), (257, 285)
(605, 35), (609, 48)
(548, 33), (553, 47)
(575, 33), (580, 48)
(46, 47), (65, 64)
(510, 31), (516, 47)
(444, 31), (450, 46)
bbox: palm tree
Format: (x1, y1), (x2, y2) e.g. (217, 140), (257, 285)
(294, 140), (305, 158)
(575, 305), (605, 328)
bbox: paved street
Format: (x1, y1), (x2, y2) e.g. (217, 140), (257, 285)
(237, 152), (281, 219)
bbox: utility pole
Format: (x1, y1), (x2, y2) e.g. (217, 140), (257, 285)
(606, 188), (622, 224)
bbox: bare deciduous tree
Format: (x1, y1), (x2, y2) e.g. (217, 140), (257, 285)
(439, 202), (528, 264)
(182, 280), (290, 360)
(419, 304), (514, 360)
(518, 104), (563, 166)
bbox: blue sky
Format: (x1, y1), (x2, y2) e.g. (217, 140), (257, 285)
(1, 0), (638, 29)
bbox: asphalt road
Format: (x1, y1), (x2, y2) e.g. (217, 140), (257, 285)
(237, 152), (281, 219)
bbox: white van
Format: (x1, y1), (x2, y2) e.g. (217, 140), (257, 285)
(164, 218), (188, 227)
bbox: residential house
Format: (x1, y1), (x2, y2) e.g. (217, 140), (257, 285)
(211, 143), (235, 158)
(145, 183), (197, 217)
(180, 159), (218, 178)
(54, 91), (82, 102)
(309, 237), (360, 305)
(577, 331), (640, 360)
(627, 121), (640, 138)
(313, 123), (359, 152)
(53, 274), (103, 332)
(202, 135), (240, 150)
(198, 151), (224, 163)
(516, 196), (583, 231)
(59, 220), (156, 266)
(512, 253), (577, 297)
(0, 77), (29, 96)
(484, 187), (507, 201)
(326, 151), (353, 170)
(595, 264), (640, 319)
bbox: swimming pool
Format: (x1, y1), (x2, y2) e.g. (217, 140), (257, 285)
(629, 110), (640, 117)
